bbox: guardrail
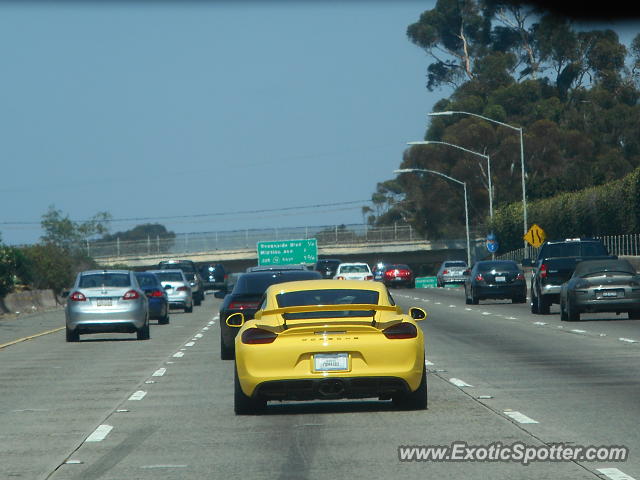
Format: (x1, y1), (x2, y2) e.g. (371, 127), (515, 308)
(496, 234), (640, 262)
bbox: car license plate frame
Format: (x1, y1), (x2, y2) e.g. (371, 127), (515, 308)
(96, 298), (112, 307)
(600, 290), (621, 298)
(495, 276), (506, 282)
(314, 353), (349, 372)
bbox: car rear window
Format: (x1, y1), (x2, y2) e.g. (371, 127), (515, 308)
(339, 265), (370, 273)
(541, 242), (608, 258)
(154, 272), (184, 282)
(276, 289), (380, 320)
(574, 259), (635, 277)
(444, 262), (466, 268)
(135, 274), (159, 287)
(159, 261), (196, 273)
(80, 273), (131, 288)
(477, 261), (519, 272)
(234, 271), (321, 295)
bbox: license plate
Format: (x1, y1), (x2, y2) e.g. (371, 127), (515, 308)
(601, 291), (619, 297)
(495, 276), (506, 282)
(314, 353), (348, 372)
(96, 298), (112, 307)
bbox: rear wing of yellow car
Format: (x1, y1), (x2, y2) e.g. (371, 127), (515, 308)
(259, 304), (400, 329)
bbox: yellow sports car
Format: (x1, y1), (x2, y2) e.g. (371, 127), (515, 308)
(226, 279), (428, 414)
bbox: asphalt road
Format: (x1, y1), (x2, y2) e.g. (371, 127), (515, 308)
(0, 287), (638, 480)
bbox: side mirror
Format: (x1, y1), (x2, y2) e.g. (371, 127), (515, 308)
(164, 284), (172, 290)
(409, 307), (427, 321)
(226, 312), (245, 328)
(521, 258), (533, 267)
(60, 290), (70, 299)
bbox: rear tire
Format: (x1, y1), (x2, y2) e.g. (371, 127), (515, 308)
(234, 368), (266, 415)
(158, 306), (170, 324)
(471, 289), (479, 305)
(65, 327), (79, 342)
(566, 301), (580, 322)
(393, 367), (427, 410)
(137, 320), (150, 340)
(536, 293), (550, 315)
(185, 303), (193, 313)
(560, 301), (568, 321)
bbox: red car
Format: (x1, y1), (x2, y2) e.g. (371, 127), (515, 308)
(383, 264), (415, 288)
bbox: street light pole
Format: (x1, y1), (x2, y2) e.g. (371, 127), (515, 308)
(407, 140), (492, 220)
(428, 110), (527, 251)
(394, 168), (471, 267)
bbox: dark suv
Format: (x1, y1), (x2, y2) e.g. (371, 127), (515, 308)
(315, 259), (342, 279)
(200, 263), (228, 292)
(158, 259), (205, 306)
(219, 269), (321, 359)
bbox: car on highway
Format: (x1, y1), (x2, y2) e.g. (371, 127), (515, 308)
(315, 258), (342, 279)
(436, 260), (468, 287)
(372, 262), (389, 282)
(135, 271), (170, 325)
(65, 270), (150, 342)
(158, 259), (205, 306)
(200, 263), (228, 292)
(464, 260), (527, 304)
(226, 279), (428, 414)
(219, 268), (322, 360)
(333, 262), (373, 281)
(382, 264), (415, 288)
(147, 269), (194, 313)
(559, 258), (640, 322)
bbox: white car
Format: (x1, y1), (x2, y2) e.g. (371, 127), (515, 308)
(333, 262), (373, 281)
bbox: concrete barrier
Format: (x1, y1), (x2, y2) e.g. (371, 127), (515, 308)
(1, 290), (59, 315)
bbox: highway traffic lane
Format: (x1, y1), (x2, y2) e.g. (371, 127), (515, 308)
(394, 289), (640, 477)
(0, 308), (65, 348)
(401, 285), (640, 343)
(48, 311), (596, 480)
(0, 296), (221, 480)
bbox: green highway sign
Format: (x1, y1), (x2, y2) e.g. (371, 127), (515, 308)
(257, 239), (318, 266)
(415, 276), (438, 289)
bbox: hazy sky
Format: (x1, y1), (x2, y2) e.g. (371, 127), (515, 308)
(0, 1), (637, 245)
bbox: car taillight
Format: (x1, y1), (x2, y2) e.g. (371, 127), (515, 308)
(442, 269), (449, 275)
(516, 273), (525, 280)
(123, 290), (140, 300)
(241, 328), (277, 344)
(148, 289), (164, 298)
(229, 301), (260, 310)
(177, 286), (189, 292)
(539, 263), (548, 279)
(365, 275), (373, 280)
(475, 274), (484, 282)
(69, 291), (86, 302)
(383, 322), (417, 339)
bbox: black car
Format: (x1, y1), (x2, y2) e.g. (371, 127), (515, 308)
(315, 259), (342, 279)
(200, 263), (228, 292)
(219, 269), (321, 359)
(464, 260), (527, 304)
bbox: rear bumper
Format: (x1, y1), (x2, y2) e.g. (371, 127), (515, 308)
(66, 305), (147, 331)
(476, 284), (526, 299)
(254, 376), (412, 401)
(574, 297), (640, 313)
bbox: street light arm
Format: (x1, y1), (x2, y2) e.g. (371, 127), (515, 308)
(407, 140), (489, 160)
(394, 168), (464, 187)
(428, 111), (521, 132)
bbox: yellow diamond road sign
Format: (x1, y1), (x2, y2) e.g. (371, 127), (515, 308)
(524, 224), (546, 248)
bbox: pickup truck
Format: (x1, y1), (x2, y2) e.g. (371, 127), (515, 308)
(522, 238), (613, 315)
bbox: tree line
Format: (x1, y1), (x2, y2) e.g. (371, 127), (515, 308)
(368, 0), (640, 245)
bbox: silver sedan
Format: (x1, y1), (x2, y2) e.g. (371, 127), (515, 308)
(65, 270), (149, 342)
(147, 269), (194, 313)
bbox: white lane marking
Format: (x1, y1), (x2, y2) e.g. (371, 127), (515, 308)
(141, 465), (188, 469)
(503, 411), (539, 424)
(128, 391), (147, 401)
(449, 305), (456, 308)
(533, 322), (547, 326)
(570, 329), (587, 334)
(449, 378), (473, 388)
(152, 368), (166, 377)
(597, 468), (637, 480)
(619, 338), (638, 344)
(86, 425), (113, 442)
(465, 308), (473, 311)
(194, 333), (203, 338)
(65, 460), (83, 464)
(203, 327), (210, 331)
(425, 360), (434, 366)
(173, 352), (184, 358)
(477, 395), (493, 399)
(434, 302), (441, 305)
(482, 312), (491, 316)
(506, 317), (517, 320)
(185, 341), (195, 347)
(413, 297), (421, 301)
(208, 321), (215, 325)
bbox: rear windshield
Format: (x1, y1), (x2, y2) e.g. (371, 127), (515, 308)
(388, 265), (410, 270)
(477, 261), (519, 272)
(234, 271), (320, 295)
(444, 261), (467, 268)
(135, 274), (159, 288)
(540, 242), (608, 258)
(276, 289), (380, 320)
(154, 271), (184, 282)
(79, 273), (130, 288)
(338, 264), (370, 273)
(575, 260), (635, 277)
(159, 262), (196, 273)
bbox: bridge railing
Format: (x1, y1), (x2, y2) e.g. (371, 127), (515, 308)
(87, 223), (426, 259)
